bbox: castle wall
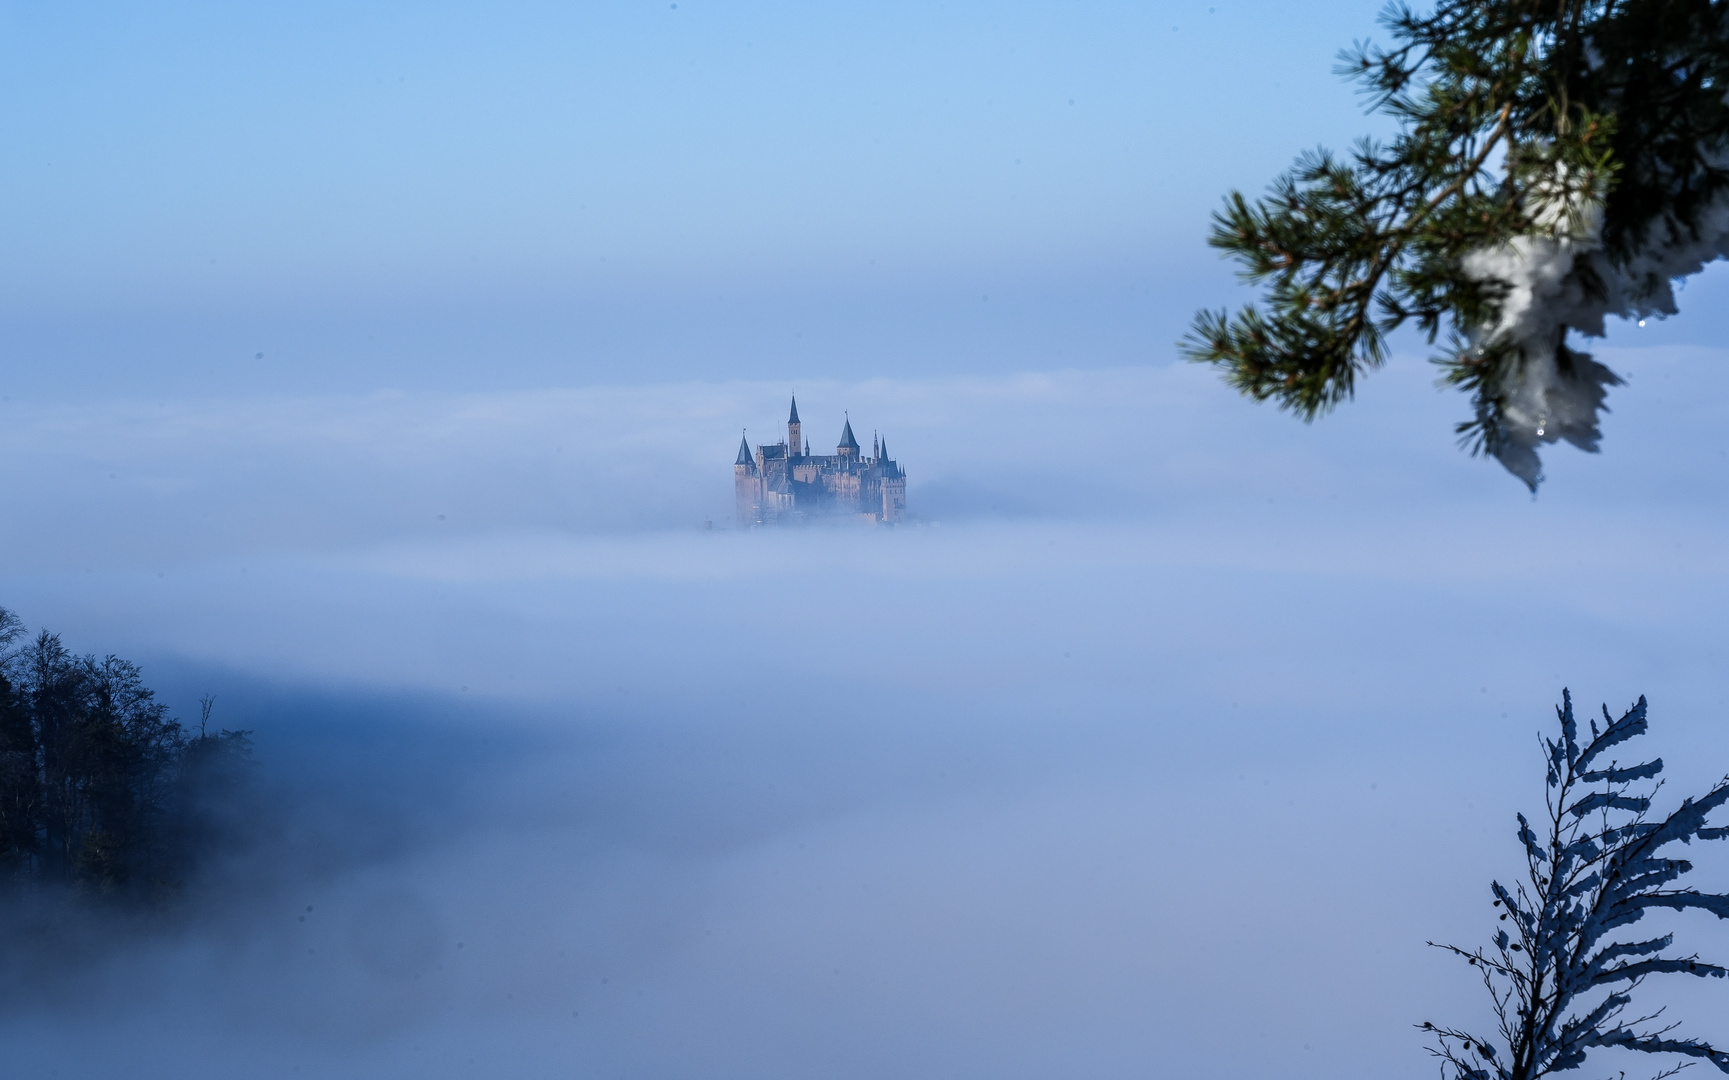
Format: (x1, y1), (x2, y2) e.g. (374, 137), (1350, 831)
(823, 470), (861, 511)
(881, 478), (906, 522)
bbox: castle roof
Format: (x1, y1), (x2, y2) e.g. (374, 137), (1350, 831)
(735, 433), (753, 467)
(837, 418), (859, 451)
(788, 395), (800, 424)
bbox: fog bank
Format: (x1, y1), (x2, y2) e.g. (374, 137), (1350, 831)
(4, 353), (1729, 1078)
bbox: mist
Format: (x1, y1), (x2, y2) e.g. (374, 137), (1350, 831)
(3, 344), (1729, 1079)
(7, 3), (1729, 1070)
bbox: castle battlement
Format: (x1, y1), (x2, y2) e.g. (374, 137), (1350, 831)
(733, 396), (907, 526)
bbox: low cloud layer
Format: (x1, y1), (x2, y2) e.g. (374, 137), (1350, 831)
(5, 354), (1729, 1078)
(6, 348), (1728, 568)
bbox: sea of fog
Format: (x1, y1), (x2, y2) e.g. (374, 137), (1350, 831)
(2, 349), (1729, 1079)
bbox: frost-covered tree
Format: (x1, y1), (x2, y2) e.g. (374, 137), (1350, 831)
(1184, 0), (1729, 489)
(1426, 691), (1729, 1079)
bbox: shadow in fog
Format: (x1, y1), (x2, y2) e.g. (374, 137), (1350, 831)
(0, 663), (1672, 1080)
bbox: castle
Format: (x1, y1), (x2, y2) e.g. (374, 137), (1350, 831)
(734, 396), (907, 525)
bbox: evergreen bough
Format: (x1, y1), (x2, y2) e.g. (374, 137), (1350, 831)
(1184, 0), (1729, 488)
(1427, 691), (1729, 1079)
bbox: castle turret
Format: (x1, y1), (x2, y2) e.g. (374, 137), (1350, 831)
(734, 432), (761, 526)
(837, 416), (860, 460)
(787, 395), (802, 459)
(878, 436), (905, 522)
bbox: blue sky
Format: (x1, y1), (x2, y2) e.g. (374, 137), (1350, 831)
(16, 0), (1724, 397)
(7, 0), (1726, 396)
(5, 0), (1330, 295)
(5, 3), (1729, 1079)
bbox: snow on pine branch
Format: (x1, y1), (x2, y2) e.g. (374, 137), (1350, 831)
(1461, 146), (1729, 488)
(1187, 0), (1729, 490)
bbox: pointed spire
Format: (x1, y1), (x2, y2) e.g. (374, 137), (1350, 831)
(735, 431), (753, 467)
(879, 437), (888, 461)
(873, 431), (879, 458)
(788, 394), (800, 424)
(838, 416), (859, 452)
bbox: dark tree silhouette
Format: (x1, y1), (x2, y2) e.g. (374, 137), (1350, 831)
(1427, 691), (1729, 1079)
(0, 606), (256, 901)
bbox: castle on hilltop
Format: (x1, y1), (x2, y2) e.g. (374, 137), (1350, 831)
(734, 396), (907, 526)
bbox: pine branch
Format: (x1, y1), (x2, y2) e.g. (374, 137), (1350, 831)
(1429, 691), (1729, 1079)
(1187, 0), (1729, 487)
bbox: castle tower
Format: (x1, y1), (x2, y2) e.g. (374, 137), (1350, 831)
(733, 432), (760, 526)
(837, 416), (860, 460)
(878, 437), (906, 522)
(787, 395), (801, 458)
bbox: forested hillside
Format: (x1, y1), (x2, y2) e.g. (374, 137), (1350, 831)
(0, 607), (254, 900)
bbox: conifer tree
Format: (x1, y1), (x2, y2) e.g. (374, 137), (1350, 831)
(0, 605), (256, 900)
(1428, 691), (1729, 1079)
(1185, 0), (1729, 488)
